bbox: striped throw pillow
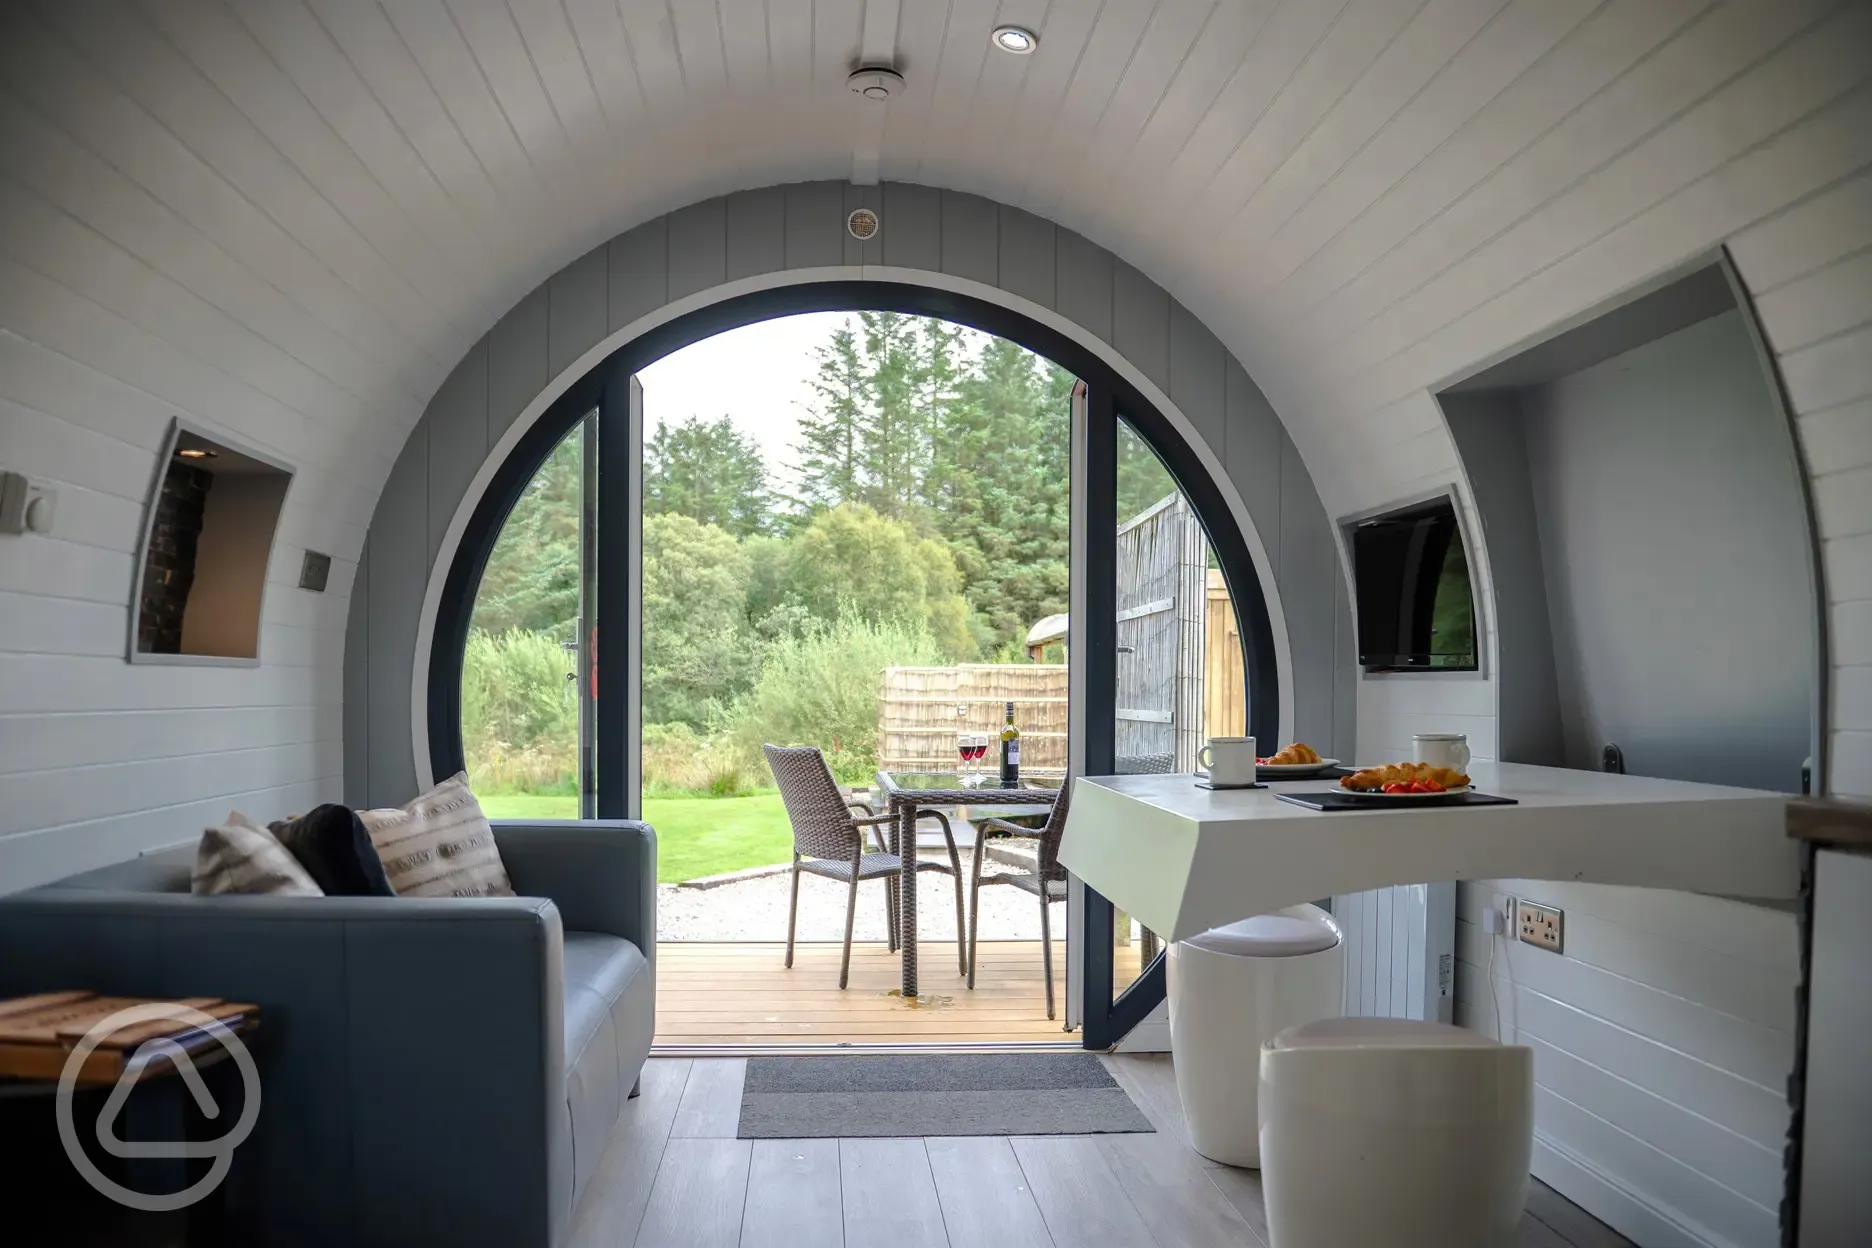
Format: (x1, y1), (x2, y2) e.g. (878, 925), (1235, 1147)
(193, 812), (324, 897)
(359, 772), (515, 898)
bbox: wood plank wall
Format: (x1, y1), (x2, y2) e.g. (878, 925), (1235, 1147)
(344, 183), (1357, 808)
(1307, 9), (1872, 1242)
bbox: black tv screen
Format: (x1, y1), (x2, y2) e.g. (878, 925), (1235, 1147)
(1351, 496), (1477, 671)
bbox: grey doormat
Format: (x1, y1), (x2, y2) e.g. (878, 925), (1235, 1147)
(736, 1053), (1154, 1138)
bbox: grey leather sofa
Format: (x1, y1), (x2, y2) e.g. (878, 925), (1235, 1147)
(0, 819), (655, 1248)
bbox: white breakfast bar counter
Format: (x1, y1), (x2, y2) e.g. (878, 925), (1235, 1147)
(1057, 762), (1798, 944)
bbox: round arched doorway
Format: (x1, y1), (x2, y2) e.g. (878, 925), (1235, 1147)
(425, 280), (1281, 1048)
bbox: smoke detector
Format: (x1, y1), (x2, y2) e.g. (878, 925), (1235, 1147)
(847, 67), (905, 101)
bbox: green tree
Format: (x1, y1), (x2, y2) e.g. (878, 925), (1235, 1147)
(777, 504), (976, 659)
(725, 611), (944, 783)
(856, 310), (925, 517)
(642, 513), (758, 728)
(916, 319), (967, 511)
(929, 339), (1073, 653)
(645, 414), (771, 536)
(471, 427), (583, 635)
(1116, 417), (1180, 526)
(796, 325), (867, 510)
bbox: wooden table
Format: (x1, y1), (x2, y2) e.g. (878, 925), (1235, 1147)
(0, 992), (259, 1246)
(875, 771), (1062, 998)
(1059, 762), (1797, 943)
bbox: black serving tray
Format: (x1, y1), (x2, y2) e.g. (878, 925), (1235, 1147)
(1275, 790), (1518, 812)
(1257, 764), (1356, 781)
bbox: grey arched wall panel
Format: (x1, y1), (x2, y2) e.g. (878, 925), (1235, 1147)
(344, 183), (1355, 807)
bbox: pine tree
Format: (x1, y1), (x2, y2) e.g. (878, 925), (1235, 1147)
(795, 325), (867, 509)
(857, 310), (924, 517)
(644, 415), (772, 537)
(917, 318), (967, 512)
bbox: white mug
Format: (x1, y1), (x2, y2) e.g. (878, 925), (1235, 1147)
(1414, 732), (1471, 770)
(1198, 736), (1257, 786)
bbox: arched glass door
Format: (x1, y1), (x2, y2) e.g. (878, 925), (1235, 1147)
(433, 283), (1277, 1049)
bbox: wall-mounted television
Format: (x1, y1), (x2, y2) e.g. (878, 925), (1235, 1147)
(1350, 494), (1478, 672)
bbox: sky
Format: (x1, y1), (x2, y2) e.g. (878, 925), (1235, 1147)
(637, 311), (1003, 491)
(636, 311), (851, 490)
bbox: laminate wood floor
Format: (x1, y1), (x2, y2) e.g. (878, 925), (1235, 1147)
(568, 1055), (1634, 1248)
(656, 940), (1144, 1046)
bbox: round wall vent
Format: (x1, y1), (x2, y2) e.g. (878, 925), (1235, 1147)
(846, 208), (880, 241)
(847, 67), (905, 101)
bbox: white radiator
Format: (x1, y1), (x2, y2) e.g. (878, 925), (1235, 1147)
(1331, 883), (1456, 1022)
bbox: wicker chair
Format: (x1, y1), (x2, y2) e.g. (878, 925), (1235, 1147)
(968, 780), (1071, 1020)
(763, 744), (967, 989)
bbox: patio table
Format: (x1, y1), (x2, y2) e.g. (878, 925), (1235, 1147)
(875, 771), (1062, 998)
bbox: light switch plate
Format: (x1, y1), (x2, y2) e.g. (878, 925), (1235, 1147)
(1517, 900), (1563, 953)
(299, 550), (331, 592)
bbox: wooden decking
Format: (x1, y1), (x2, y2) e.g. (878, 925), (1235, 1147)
(655, 940), (1145, 1047)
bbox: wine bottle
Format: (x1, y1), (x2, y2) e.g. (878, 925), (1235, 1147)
(999, 701), (1021, 786)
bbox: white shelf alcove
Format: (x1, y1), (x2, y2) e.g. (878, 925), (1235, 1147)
(129, 421), (293, 667)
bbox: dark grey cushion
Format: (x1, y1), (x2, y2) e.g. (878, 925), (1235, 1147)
(270, 804), (396, 896)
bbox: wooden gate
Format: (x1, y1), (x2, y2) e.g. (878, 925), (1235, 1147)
(1114, 494), (1209, 773)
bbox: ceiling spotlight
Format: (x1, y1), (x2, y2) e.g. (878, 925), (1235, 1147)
(176, 447), (217, 460)
(992, 25), (1037, 54)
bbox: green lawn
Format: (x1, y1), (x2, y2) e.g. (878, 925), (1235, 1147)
(478, 791), (793, 884)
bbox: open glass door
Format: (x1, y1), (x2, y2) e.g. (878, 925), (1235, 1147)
(1072, 391), (1256, 1046)
(459, 413), (594, 821)
(592, 368), (643, 820)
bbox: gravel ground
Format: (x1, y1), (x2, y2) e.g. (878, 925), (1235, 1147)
(657, 851), (1056, 943)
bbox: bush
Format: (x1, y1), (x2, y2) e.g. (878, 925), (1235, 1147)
(778, 505), (977, 660)
(725, 610), (942, 784)
(643, 513), (759, 728)
(643, 722), (755, 796)
(462, 628), (578, 793)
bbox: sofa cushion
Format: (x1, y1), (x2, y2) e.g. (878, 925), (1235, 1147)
(559, 932), (650, 1209)
(194, 813), (324, 896)
(359, 773), (515, 898)
(269, 804), (395, 896)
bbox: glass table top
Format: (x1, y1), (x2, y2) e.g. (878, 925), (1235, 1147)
(876, 771), (1065, 795)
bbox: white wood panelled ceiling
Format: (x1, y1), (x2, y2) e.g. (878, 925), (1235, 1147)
(1, 0), (1868, 517)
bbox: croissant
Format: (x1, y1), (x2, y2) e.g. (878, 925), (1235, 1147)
(1340, 761), (1469, 792)
(1265, 742), (1322, 765)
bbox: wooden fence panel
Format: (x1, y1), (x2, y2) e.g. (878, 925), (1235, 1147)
(878, 664), (1069, 776)
(877, 500), (1250, 778)
(1114, 494), (1211, 772)
(1205, 568), (1247, 738)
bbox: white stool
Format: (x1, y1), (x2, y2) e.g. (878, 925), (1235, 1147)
(1165, 904), (1343, 1167)
(1259, 1017), (1534, 1248)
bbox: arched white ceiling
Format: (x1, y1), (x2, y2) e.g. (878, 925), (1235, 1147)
(0, 0), (1868, 845)
(6, 0), (1866, 528)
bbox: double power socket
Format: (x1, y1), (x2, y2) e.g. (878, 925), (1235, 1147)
(1485, 895), (1564, 954)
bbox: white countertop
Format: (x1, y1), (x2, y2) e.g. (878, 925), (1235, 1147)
(1057, 762), (1797, 943)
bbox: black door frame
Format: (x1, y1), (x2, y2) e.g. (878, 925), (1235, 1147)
(425, 280), (1281, 1048)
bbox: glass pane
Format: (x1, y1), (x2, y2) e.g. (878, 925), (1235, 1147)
(460, 420), (588, 819)
(1202, 564), (1248, 740)
(1110, 417), (1249, 998)
(634, 312), (1076, 1032)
